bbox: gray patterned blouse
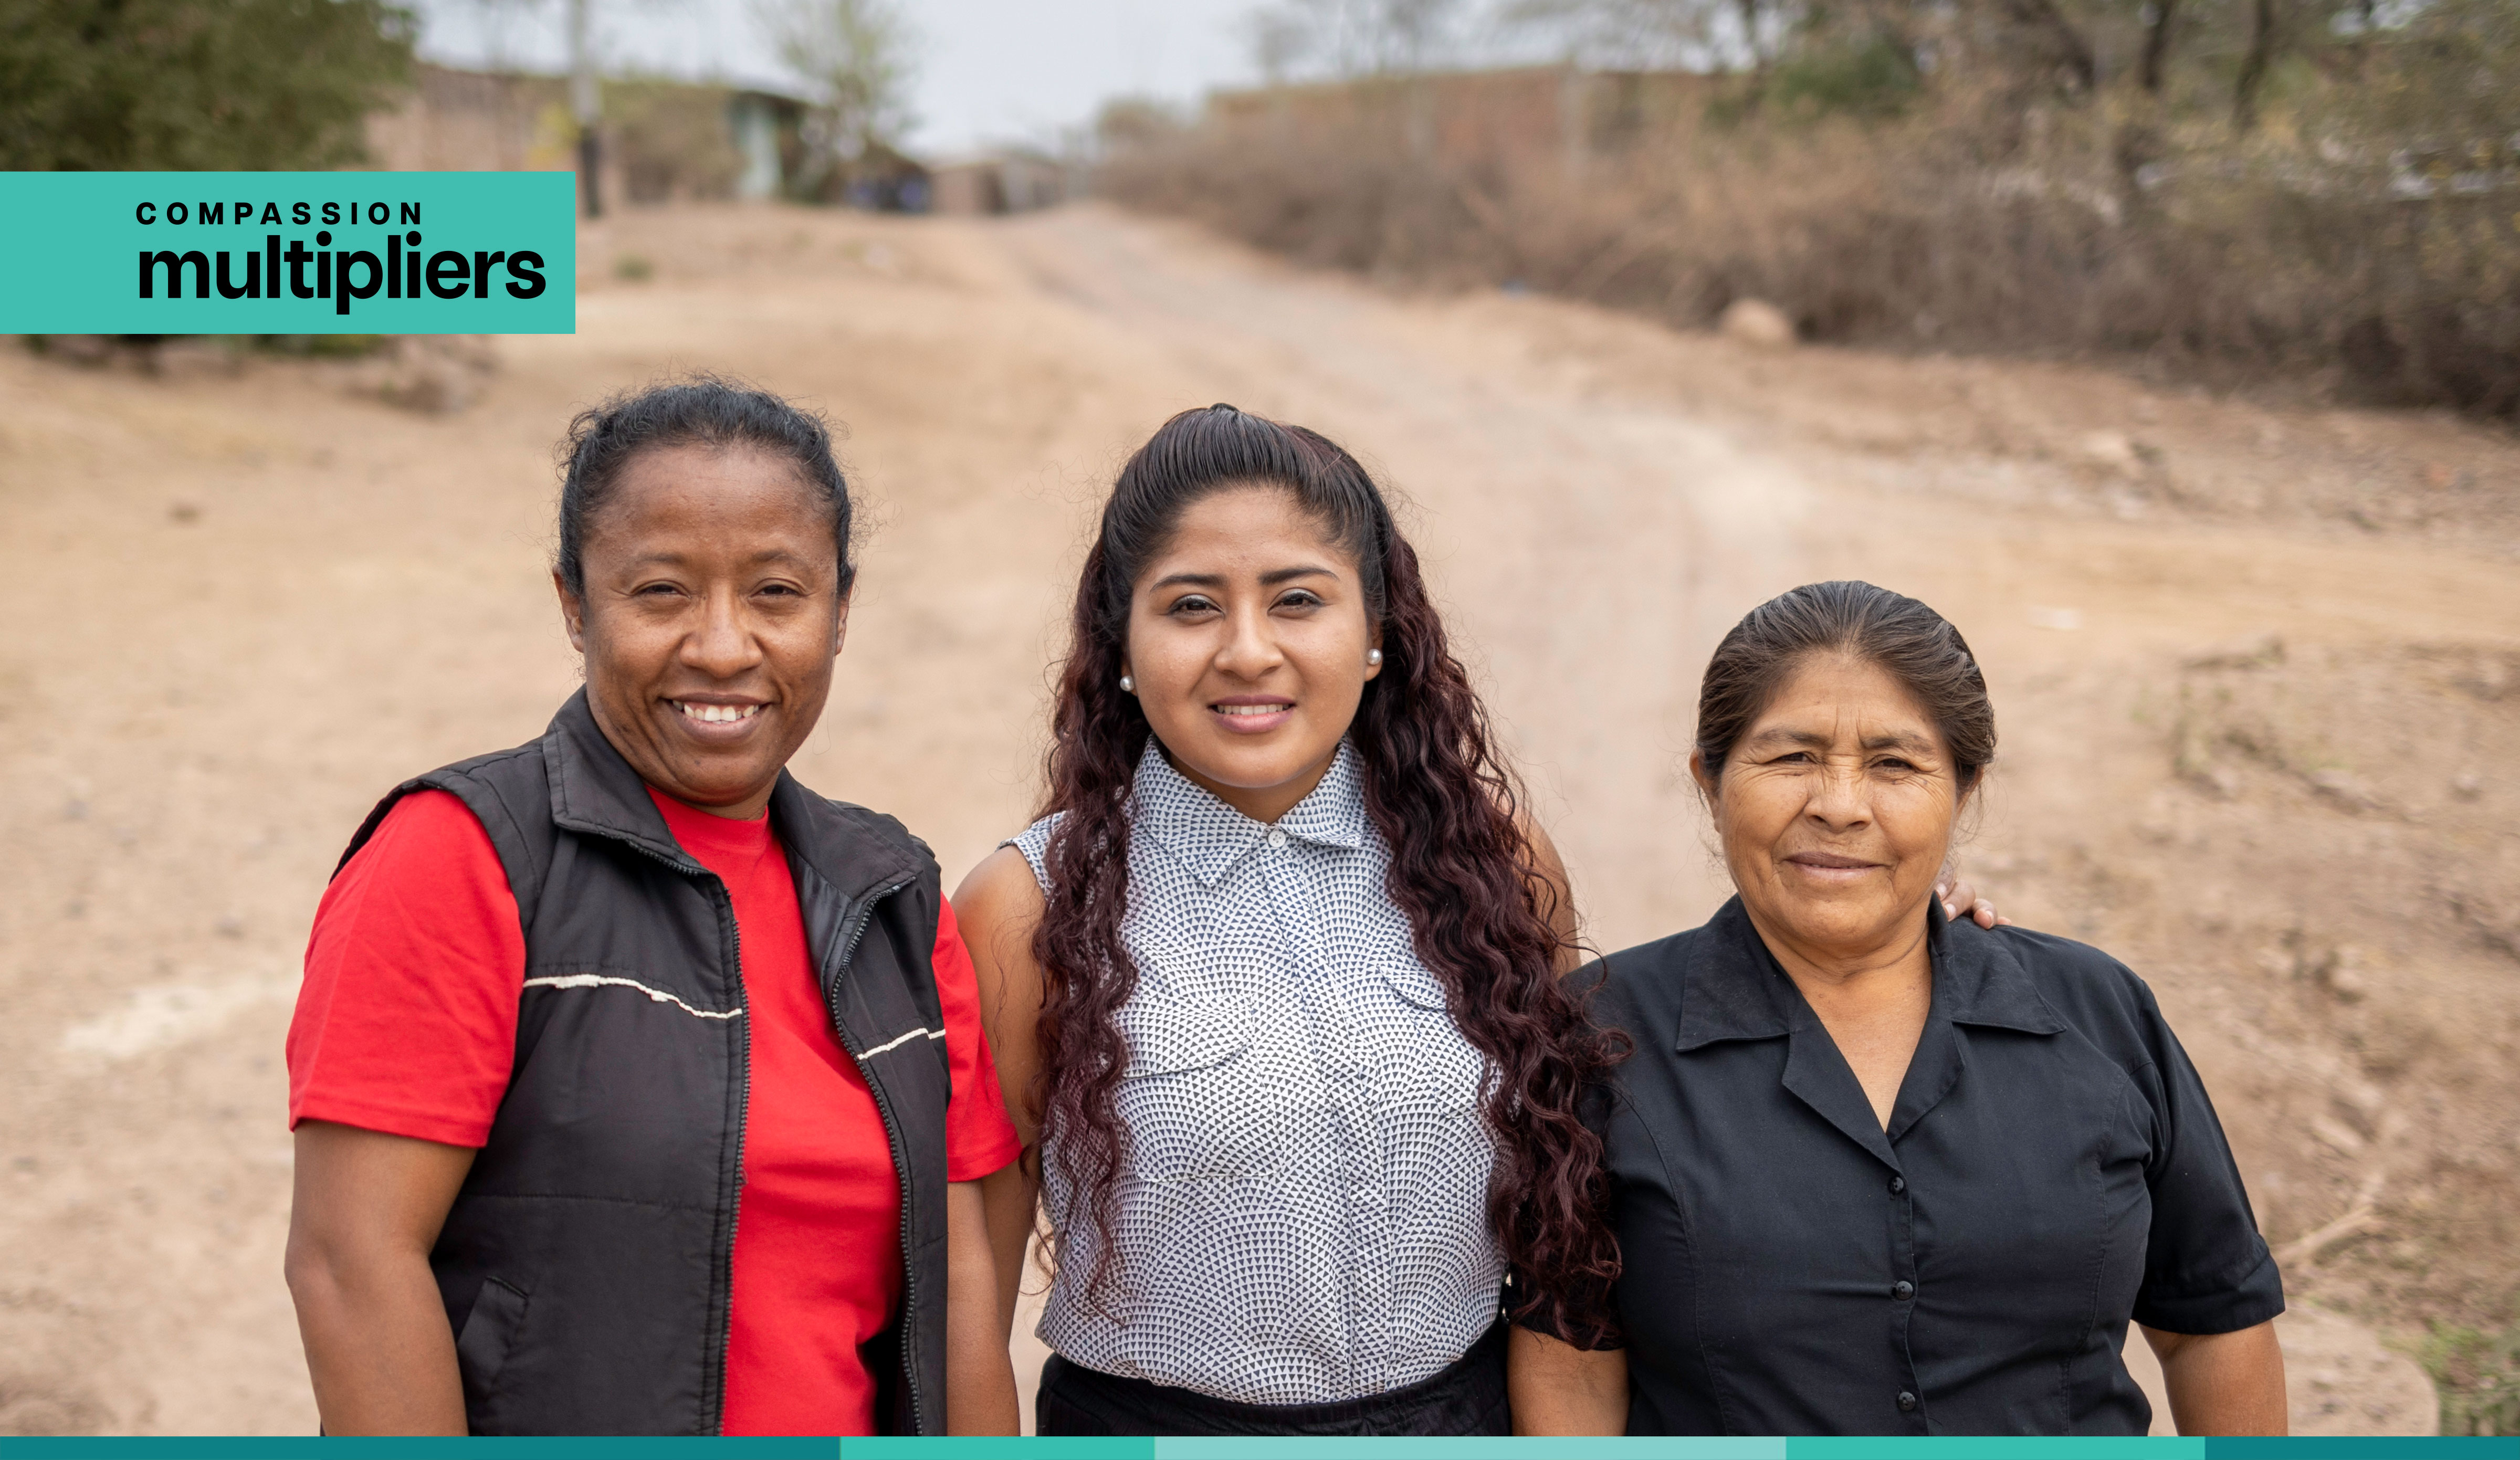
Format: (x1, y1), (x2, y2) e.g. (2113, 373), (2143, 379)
(1007, 739), (1504, 1405)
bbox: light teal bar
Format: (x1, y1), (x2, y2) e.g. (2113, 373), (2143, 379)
(1151, 1441), (1784, 1459)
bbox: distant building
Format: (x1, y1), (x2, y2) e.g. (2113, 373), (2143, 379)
(834, 143), (935, 213)
(361, 63), (932, 212)
(930, 150), (1073, 215)
(363, 64), (582, 175)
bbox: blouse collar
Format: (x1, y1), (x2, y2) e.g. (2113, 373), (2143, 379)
(1133, 737), (1369, 887)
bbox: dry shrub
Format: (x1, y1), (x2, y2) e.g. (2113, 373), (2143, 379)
(1099, 56), (2520, 418)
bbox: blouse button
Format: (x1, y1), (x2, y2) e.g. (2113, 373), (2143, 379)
(1897, 1391), (1919, 1413)
(1267, 829), (1288, 850)
(1888, 1175), (1906, 1194)
(1893, 1280), (1915, 1300)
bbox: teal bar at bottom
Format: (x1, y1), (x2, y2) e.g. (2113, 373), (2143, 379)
(1794, 1442), (2204, 1460)
(1157, 1440), (1783, 1459)
(2206, 1444), (2520, 1459)
(0, 1437), (2507, 1460)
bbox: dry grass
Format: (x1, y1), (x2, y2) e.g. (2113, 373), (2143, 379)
(1099, 77), (2520, 418)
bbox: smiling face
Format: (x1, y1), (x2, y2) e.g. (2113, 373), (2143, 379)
(1124, 484), (1382, 825)
(557, 443), (847, 820)
(1695, 652), (1967, 967)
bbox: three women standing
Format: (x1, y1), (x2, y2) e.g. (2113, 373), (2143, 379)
(287, 383), (2276, 1437)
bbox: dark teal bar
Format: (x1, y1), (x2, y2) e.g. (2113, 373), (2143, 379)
(2206, 1444), (2520, 1459)
(1793, 1442), (2201, 1459)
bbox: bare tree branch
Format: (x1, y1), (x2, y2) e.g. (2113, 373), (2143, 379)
(2232, 0), (2276, 130)
(2138, 0), (2179, 94)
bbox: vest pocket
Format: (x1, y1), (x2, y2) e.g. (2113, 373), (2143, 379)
(455, 1275), (531, 1416)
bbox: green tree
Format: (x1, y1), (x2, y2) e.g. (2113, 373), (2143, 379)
(754, 0), (917, 163)
(0, 0), (414, 171)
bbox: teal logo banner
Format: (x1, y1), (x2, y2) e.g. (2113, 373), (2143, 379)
(0, 172), (575, 334)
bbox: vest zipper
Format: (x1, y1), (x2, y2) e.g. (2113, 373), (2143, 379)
(718, 884), (748, 1437)
(610, 836), (748, 1435)
(821, 874), (926, 1434)
(613, 838), (917, 1432)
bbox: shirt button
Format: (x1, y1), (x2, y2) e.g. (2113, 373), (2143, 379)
(1267, 828), (1288, 849)
(1898, 1391), (1919, 1413)
(1893, 1280), (1915, 1300)
(1888, 1175), (1906, 1194)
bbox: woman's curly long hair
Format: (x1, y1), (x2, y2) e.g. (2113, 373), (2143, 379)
(1031, 403), (1622, 1343)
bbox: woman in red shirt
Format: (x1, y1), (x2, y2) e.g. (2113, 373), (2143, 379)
(282, 379), (1021, 1435)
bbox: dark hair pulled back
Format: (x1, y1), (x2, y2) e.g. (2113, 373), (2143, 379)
(1034, 403), (1624, 1342)
(1696, 580), (1996, 789)
(554, 374), (856, 595)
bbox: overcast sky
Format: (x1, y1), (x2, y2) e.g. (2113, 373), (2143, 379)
(404, 0), (1269, 154)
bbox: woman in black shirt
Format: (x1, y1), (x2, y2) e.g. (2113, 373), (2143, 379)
(1516, 581), (2287, 1436)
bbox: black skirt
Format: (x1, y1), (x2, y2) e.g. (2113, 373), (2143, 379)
(1035, 1322), (1511, 1436)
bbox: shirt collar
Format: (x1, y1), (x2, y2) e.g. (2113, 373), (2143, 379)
(1938, 917), (2067, 1035)
(1674, 895), (2063, 1053)
(1670, 899), (1799, 1049)
(1133, 738), (1369, 886)
(541, 687), (919, 901)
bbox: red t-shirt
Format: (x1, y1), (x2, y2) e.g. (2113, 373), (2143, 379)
(287, 788), (1020, 1435)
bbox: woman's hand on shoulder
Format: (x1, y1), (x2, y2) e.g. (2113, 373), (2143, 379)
(1936, 870), (2011, 929)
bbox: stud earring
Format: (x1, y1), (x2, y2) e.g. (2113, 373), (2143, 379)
(1119, 673), (1135, 694)
(1367, 649), (1383, 668)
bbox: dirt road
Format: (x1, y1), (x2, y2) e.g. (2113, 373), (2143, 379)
(3, 202), (2512, 1435)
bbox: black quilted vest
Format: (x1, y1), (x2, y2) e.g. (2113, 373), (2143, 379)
(333, 691), (952, 1435)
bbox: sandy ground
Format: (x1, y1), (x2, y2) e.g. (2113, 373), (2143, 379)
(3, 201), (2513, 1435)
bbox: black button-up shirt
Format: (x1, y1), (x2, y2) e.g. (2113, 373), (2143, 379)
(1568, 898), (2284, 1435)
